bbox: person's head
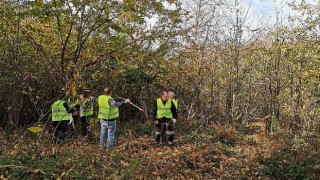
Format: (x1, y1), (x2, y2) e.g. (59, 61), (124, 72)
(168, 91), (175, 99)
(161, 90), (169, 101)
(57, 87), (67, 99)
(80, 88), (90, 98)
(79, 93), (86, 100)
(103, 87), (112, 96)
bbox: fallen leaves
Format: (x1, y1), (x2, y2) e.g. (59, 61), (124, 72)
(1, 120), (308, 179)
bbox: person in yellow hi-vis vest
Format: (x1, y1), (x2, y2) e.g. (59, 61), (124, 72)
(168, 91), (179, 114)
(68, 95), (80, 132)
(51, 89), (78, 144)
(79, 91), (94, 137)
(153, 90), (177, 146)
(98, 87), (130, 150)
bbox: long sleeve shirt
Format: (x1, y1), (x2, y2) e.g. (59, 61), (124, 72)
(62, 102), (77, 113)
(108, 98), (125, 107)
(153, 99), (177, 120)
(93, 97), (125, 107)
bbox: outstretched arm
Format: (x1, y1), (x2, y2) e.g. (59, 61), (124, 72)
(108, 98), (125, 107)
(63, 102), (77, 113)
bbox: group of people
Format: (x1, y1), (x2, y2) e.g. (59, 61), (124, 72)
(51, 88), (179, 150)
(51, 89), (95, 144)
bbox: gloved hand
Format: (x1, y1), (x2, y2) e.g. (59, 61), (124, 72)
(172, 119), (176, 123)
(154, 120), (159, 125)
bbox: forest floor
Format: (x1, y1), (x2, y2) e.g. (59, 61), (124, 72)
(0, 119), (316, 179)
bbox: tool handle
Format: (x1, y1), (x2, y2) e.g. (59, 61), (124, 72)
(116, 95), (145, 112)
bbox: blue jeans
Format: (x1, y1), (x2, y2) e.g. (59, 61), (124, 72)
(100, 119), (117, 149)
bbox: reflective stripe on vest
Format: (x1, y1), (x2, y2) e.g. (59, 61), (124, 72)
(51, 100), (70, 121)
(98, 95), (119, 120)
(156, 98), (173, 119)
(82, 98), (93, 116)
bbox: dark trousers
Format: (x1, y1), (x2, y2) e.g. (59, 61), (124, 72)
(155, 120), (174, 143)
(52, 120), (69, 140)
(80, 116), (90, 136)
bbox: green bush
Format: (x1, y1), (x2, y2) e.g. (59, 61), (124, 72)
(262, 157), (309, 179)
(261, 133), (320, 179)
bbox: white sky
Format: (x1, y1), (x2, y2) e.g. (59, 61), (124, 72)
(144, 0), (318, 46)
(243, 0), (317, 23)
(146, 0), (317, 29)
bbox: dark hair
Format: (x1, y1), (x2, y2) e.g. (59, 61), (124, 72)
(104, 87), (112, 95)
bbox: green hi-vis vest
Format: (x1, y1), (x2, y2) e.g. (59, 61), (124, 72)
(82, 98), (93, 116)
(98, 95), (119, 120)
(156, 98), (173, 119)
(172, 99), (178, 109)
(68, 97), (79, 108)
(51, 100), (70, 121)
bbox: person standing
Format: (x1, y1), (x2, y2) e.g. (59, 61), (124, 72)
(168, 91), (179, 111)
(68, 95), (80, 132)
(79, 92), (94, 137)
(51, 89), (78, 144)
(153, 90), (177, 146)
(98, 87), (130, 150)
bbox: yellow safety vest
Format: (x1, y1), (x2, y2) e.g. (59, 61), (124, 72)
(172, 99), (178, 109)
(51, 100), (70, 121)
(156, 98), (173, 119)
(81, 98), (93, 116)
(98, 95), (119, 120)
